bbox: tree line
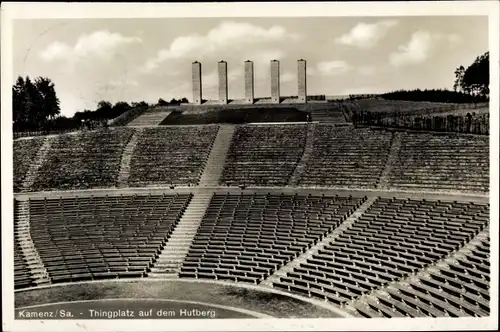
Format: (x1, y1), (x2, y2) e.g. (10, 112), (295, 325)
(13, 76), (61, 132)
(379, 51), (489, 103)
(12, 75), (189, 133)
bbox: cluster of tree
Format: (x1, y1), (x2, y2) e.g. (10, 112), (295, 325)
(454, 52), (489, 97)
(157, 97), (189, 106)
(48, 100), (151, 131)
(380, 51), (489, 103)
(13, 76), (61, 132)
(12, 74), (191, 133)
(380, 88), (487, 103)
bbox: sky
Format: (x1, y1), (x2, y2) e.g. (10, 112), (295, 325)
(13, 16), (488, 117)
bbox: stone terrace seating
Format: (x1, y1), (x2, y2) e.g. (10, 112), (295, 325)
(128, 126), (219, 187)
(31, 128), (134, 192)
(353, 234), (490, 318)
(25, 194), (191, 283)
(13, 137), (44, 192)
(387, 133), (489, 193)
(14, 243), (36, 289)
(179, 193), (366, 284)
(273, 198), (489, 309)
(297, 126), (392, 188)
(220, 125), (307, 186)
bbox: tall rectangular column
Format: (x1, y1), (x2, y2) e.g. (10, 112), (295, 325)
(271, 60), (280, 104)
(298, 59), (307, 103)
(218, 61), (228, 104)
(244, 60), (254, 104)
(192, 61), (202, 105)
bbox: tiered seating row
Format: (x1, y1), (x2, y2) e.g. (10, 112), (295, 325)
(220, 125), (307, 186)
(297, 126), (392, 188)
(180, 193), (366, 284)
(31, 128), (134, 191)
(24, 194), (191, 284)
(387, 133), (489, 193)
(273, 198), (489, 310)
(352, 234), (490, 318)
(129, 126), (219, 186)
(13, 137), (44, 192)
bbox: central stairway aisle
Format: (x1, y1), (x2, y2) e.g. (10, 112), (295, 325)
(21, 136), (55, 192)
(288, 124), (315, 186)
(148, 192), (213, 278)
(127, 110), (172, 127)
(198, 124), (235, 187)
(116, 128), (143, 188)
(147, 126), (236, 278)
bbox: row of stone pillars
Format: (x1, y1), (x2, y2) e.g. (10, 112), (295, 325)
(191, 59), (307, 105)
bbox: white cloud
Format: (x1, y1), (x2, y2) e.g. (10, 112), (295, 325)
(317, 60), (352, 76)
(40, 42), (73, 62)
(336, 20), (398, 49)
(40, 30), (142, 62)
(141, 21), (299, 72)
(389, 30), (461, 66)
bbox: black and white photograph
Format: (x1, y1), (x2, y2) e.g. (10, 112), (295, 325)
(1, 2), (499, 331)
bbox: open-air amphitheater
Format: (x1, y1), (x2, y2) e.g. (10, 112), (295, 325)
(13, 60), (491, 319)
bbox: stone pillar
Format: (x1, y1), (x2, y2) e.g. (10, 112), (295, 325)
(244, 60), (254, 104)
(298, 59), (307, 103)
(192, 61), (202, 105)
(218, 60), (228, 104)
(270, 60), (280, 104)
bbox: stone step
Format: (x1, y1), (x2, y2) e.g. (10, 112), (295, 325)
(148, 192), (214, 278)
(117, 129), (143, 188)
(128, 111), (172, 127)
(15, 200), (52, 286)
(148, 272), (179, 279)
(153, 261), (180, 267)
(21, 136), (54, 191)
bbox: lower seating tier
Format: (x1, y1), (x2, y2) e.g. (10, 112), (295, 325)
(14, 193), (192, 285)
(272, 197), (490, 317)
(180, 193), (367, 284)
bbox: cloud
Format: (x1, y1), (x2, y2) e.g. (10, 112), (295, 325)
(141, 21), (299, 72)
(317, 60), (352, 76)
(40, 30), (142, 63)
(252, 50), (286, 64)
(336, 20), (398, 49)
(389, 30), (461, 66)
